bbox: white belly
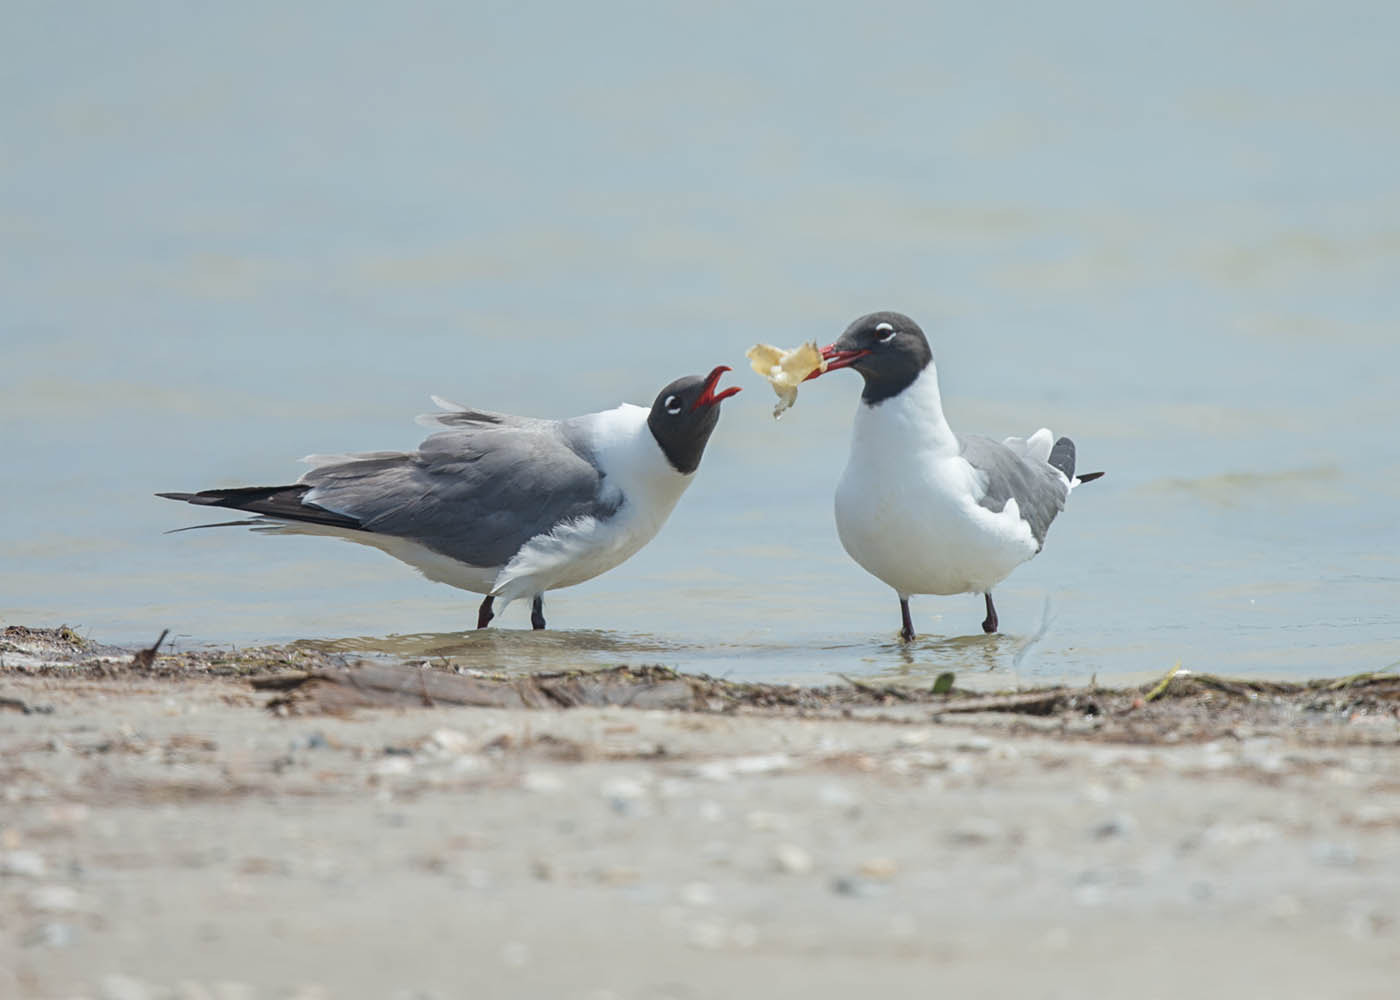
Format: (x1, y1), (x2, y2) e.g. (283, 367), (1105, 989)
(834, 453), (1039, 597)
(264, 506), (671, 608)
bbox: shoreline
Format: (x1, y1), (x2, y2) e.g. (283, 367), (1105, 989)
(3, 624), (1398, 997)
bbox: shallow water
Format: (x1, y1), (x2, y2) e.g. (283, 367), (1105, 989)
(4, 2), (1399, 685)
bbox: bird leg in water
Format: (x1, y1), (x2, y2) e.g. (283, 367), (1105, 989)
(476, 595), (494, 630)
(899, 597), (915, 642)
(531, 595), (546, 630)
(982, 593), (999, 634)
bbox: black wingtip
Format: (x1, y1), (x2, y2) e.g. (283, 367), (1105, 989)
(1076, 471), (1105, 484)
(1048, 437), (1077, 480)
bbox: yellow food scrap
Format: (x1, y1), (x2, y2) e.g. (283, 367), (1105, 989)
(746, 341), (826, 418)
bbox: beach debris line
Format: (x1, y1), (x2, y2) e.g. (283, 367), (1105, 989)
(250, 660), (1105, 718)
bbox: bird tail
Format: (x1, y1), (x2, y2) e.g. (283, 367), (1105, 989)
(1047, 438), (1105, 488)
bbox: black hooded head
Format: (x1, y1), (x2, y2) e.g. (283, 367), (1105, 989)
(823, 311), (934, 405)
(646, 365), (740, 474)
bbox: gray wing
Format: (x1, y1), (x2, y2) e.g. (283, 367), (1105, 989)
(958, 434), (1070, 549)
(301, 420), (618, 569)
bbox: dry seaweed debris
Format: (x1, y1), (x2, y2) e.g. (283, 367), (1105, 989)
(1, 625), (355, 680)
(252, 661), (1101, 719)
(246, 661), (1400, 748)
(1132, 665), (1400, 709)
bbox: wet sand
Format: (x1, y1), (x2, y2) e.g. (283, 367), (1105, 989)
(2, 626), (1398, 999)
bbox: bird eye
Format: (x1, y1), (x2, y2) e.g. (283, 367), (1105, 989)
(664, 395), (683, 415)
(875, 322), (897, 343)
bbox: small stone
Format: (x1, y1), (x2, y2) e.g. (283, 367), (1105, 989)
(429, 729), (473, 754)
(772, 843), (813, 875)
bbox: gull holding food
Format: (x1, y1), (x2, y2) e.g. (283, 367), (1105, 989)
(803, 311), (1102, 640)
(158, 367), (740, 630)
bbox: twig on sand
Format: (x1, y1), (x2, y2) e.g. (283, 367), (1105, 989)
(928, 690), (1070, 717)
(838, 674), (912, 701)
(130, 629), (170, 670)
(1143, 662), (1184, 703)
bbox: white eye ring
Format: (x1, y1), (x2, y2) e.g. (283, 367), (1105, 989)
(875, 322), (897, 343)
(664, 394), (683, 415)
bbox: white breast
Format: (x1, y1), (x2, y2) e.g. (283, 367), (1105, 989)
(834, 368), (1040, 597)
(489, 404), (695, 606)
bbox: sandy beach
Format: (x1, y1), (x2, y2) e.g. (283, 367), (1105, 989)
(2, 625), (1398, 999)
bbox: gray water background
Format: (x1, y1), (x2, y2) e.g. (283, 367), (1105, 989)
(4, 1), (1398, 687)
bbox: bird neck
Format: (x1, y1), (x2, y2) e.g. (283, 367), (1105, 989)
(590, 404), (695, 514)
(853, 364), (957, 454)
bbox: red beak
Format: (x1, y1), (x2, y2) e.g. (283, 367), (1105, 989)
(804, 344), (871, 381)
(692, 365), (742, 410)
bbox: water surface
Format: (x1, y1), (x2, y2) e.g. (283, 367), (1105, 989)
(4, 2), (1399, 684)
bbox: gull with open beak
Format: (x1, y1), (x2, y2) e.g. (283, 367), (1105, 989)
(159, 366), (741, 630)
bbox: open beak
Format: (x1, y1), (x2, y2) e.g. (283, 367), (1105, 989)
(803, 344), (870, 381)
(692, 365), (742, 410)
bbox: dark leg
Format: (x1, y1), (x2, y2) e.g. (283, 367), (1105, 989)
(981, 592), (998, 634)
(530, 595), (546, 631)
(899, 597), (915, 642)
(476, 595), (494, 629)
